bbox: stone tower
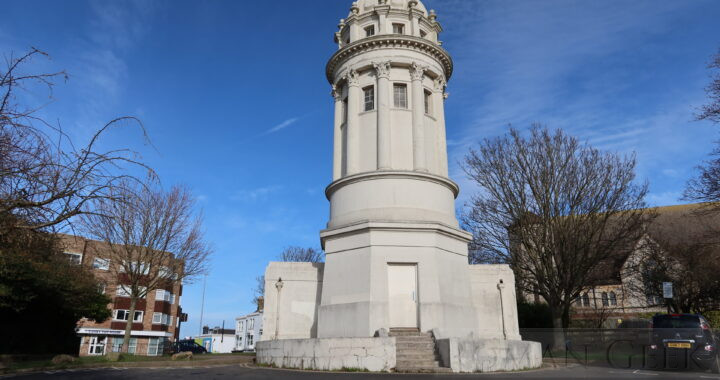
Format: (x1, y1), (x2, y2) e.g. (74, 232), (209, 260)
(318, 0), (479, 339)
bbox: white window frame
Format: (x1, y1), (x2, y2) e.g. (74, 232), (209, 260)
(65, 252), (82, 265)
(364, 25), (375, 37)
(92, 257), (110, 271)
(363, 86), (375, 112)
(155, 289), (175, 304)
(116, 285), (131, 297)
(424, 89), (432, 115)
(88, 336), (106, 355)
(114, 309), (143, 322)
(152, 312), (162, 324)
(158, 266), (178, 280)
(393, 83), (408, 109)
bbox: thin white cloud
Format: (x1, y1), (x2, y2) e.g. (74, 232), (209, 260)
(230, 186), (283, 202)
(266, 117), (300, 134)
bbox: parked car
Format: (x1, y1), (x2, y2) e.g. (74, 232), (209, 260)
(171, 339), (208, 354)
(647, 314), (719, 373)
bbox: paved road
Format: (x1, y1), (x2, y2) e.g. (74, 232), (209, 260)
(4, 364), (720, 379)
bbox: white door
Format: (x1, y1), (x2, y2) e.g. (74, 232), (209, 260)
(387, 264), (418, 328)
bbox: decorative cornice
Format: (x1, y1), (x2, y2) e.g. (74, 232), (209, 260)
(325, 170), (460, 200)
(373, 60), (391, 79)
(326, 35), (453, 84)
(410, 62), (428, 81)
(346, 69), (360, 87)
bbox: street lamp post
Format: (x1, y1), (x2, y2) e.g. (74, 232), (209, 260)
(274, 278), (284, 340)
(497, 279), (507, 340)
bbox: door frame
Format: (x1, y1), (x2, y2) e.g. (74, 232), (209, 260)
(387, 262), (419, 329)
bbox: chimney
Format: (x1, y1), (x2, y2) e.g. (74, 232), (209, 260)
(256, 296), (264, 312)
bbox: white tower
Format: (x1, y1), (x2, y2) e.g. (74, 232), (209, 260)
(319, 0), (479, 339)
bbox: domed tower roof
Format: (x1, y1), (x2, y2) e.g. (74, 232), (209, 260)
(352, 0), (429, 17)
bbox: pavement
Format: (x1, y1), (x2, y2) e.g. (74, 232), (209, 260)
(2, 363), (720, 380)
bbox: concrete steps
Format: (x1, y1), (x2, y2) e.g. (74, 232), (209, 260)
(390, 328), (450, 373)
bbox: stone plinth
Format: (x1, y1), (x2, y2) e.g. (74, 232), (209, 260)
(256, 337), (396, 372)
(436, 338), (542, 373)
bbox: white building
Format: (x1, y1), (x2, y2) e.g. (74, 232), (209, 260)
(256, 0), (541, 373)
(195, 326), (236, 353)
(235, 311), (263, 352)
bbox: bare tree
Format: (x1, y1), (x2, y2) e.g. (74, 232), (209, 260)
(698, 49), (720, 123)
(686, 49), (720, 209)
(462, 126), (650, 347)
(0, 48), (152, 233)
(81, 182), (211, 353)
(279, 246), (323, 263)
(252, 275), (265, 311)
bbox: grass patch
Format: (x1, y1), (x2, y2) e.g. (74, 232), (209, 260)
(1, 352), (255, 374)
(339, 367), (369, 372)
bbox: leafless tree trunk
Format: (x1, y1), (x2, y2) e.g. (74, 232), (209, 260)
(0, 48), (153, 233)
(81, 182), (212, 353)
(462, 126), (650, 348)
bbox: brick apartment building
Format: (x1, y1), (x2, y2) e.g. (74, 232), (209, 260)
(59, 235), (186, 356)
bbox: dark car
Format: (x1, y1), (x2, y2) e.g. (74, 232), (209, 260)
(647, 314), (719, 373)
(171, 339), (208, 354)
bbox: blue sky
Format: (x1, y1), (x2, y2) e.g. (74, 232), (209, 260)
(2, 0), (719, 337)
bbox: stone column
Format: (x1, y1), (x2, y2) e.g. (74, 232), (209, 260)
(332, 85), (344, 180)
(434, 76), (449, 177)
(346, 69), (361, 175)
(410, 62), (427, 172)
(373, 61), (391, 170)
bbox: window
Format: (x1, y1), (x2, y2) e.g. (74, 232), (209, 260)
(152, 312), (172, 325)
(364, 25), (375, 37)
(156, 289), (175, 303)
(116, 285), (146, 298)
(92, 258), (110, 271)
(114, 309), (143, 322)
(120, 260), (150, 275)
(65, 252), (82, 265)
(148, 337), (167, 356)
(110, 337), (123, 353)
(363, 86), (374, 111)
(609, 292), (617, 306)
(392, 23), (405, 34)
(424, 90), (432, 115)
(581, 293), (590, 307)
(601, 292), (609, 307)
(420, 30), (427, 38)
(393, 84), (408, 108)
(249, 318), (254, 330)
(128, 338), (138, 354)
(158, 266), (178, 280)
(247, 334), (254, 347)
(88, 336), (106, 355)
(116, 285), (131, 297)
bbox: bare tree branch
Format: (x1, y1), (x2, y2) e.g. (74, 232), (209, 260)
(461, 125), (651, 346)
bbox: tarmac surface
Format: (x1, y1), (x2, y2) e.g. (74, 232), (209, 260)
(3, 363), (720, 380)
